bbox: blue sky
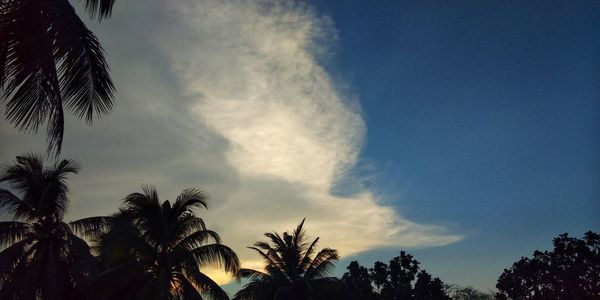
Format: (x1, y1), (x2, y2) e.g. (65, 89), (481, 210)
(1, 0), (599, 293)
(311, 0), (600, 289)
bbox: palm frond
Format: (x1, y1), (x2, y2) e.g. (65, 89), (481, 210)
(69, 216), (113, 238)
(38, 172), (70, 220)
(0, 237), (35, 270)
(0, 189), (32, 220)
(247, 246), (288, 280)
(292, 218), (307, 247)
(264, 232), (287, 252)
(304, 248), (339, 279)
(1, 0), (65, 155)
(81, 0), (116, 20)
(1, 155), (78, 220)
(0, 221), (31, 247)
(248, 246), (278, 267)
(65, 231), (100, 276)
(122, 186), (161, 214)
(51, 0), (114, 123)
(51, 158), (80, 178)
(253, 241), (271, 251)
(176, 275), (205, 300)
(0, 42), (6, 88)
(174, 229), (221, 250)
(45, 98), (65, 155)
(1, 154), (43, 192)
(169, 213), (207, 246)
(237, 268), (270, 281)
(121, 188), (166, 245)
(299, 237), (319, 270)
(173, 188), (208, 217)
(0, 241), (37, 299)
(192, 244), (240, 274)
(181, 268), (229, 300)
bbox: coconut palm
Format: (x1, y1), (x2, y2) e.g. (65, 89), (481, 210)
(234, 219), (346, 300)
(94, 186), (240, 300)
(0, 0), (116, 155)
(0, 154), (111, 299)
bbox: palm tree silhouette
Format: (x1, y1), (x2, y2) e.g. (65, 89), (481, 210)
(94, 186), (240, 300)
(0, 154), (111, 299)
(234, 219), (346, 300)
(0, 0), (116, 155)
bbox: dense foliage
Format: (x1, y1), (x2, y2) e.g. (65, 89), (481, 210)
(495, 231), (600, 300)
(342, 251), (451, 300)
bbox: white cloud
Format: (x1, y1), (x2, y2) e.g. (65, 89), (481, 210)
(0, 0), (461, 284)
(157, 0), (462, 271)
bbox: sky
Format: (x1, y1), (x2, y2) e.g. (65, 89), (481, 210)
(1, 0), (599, 293)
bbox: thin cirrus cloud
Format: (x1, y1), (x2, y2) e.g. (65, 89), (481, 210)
(0, 0), (462, 283)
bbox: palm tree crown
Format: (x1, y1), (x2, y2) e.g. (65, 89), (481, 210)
(0, 0), (116, 154)
(0, 154), (107, 299)
(234, 219), (345, 300)
(95, 186), (240, 300)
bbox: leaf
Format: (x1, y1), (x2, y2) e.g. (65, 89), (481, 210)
(0, 221), (32, 247)
(81, 0), (117, 21)
(1, 0), (65, 155)
(51, 0), (114, 124)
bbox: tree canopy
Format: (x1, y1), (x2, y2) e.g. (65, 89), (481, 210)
(342, 251), (451, 300)
(496, 231), (600, 300)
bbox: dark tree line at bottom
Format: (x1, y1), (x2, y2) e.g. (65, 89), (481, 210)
(0, 155), (598, 300)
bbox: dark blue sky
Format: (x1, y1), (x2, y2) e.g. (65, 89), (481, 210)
(311, 0), (600, 290)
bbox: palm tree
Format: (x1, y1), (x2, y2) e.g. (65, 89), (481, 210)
(0, 0), (116, 155)
(0, 154), (111, 299)
(234, 219), (347, 300)
(94, 186), (240, 300)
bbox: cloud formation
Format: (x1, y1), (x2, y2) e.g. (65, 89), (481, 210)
(0, 0), (461, 283)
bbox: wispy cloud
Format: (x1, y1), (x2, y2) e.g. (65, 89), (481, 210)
(0, 0), (462, 283)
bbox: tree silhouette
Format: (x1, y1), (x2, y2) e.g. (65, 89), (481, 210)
(496, 231), (600, 300)
(413, 270), (449, 300)
(0, 154), (110, 299)
(386, 251), (420, 299)
(342, 261), (377, 300)
(94, 186), (239, 300)
(234, 219), (346, 300)
(370, 261), (388, 295)
(0, 0), (116, 154)
(342, 252), (451, 300)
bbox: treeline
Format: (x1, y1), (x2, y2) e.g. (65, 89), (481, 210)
(341, 254), (495, 300)
(1, 155), (599, 300)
